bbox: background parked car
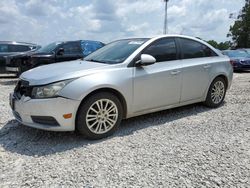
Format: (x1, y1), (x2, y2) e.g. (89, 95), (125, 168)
(5, 40), (105, 75)
(222, 49), (250, 71)
(0, 41), (40, 73)
(241, 48), (250, 54)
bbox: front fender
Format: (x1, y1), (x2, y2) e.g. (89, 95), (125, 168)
(59, 68), (134, 117)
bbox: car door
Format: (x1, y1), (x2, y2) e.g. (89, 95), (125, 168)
(56, 42), (83, 62)
(133, 38), (182, 113)
(177, 38), (218, 102)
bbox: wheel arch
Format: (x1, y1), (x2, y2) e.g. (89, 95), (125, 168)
(216, 74), (228, 89)
(204, 73), (229, 100)
(212, 74), (229, 90)
(76, 87), (128, 120)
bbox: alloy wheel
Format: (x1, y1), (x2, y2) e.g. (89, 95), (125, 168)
(86, 99), (118, 134)
(211, 80), (225, 104)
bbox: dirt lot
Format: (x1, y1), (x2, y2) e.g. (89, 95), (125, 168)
(0, 73), (250, 187)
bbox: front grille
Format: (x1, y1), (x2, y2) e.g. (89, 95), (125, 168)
(14, 80), (33, 99)
(31, 116), (60, 126)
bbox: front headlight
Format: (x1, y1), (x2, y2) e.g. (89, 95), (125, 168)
(31, 79), (73, 99)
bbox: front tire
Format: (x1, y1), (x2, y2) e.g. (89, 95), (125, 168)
(204, 77), (227, 108)
(76, 92), (123, 139)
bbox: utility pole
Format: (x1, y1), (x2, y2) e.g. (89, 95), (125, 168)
(163, 0), (169, 34)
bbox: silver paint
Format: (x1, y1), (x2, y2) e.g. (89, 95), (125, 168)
(12, 35), (233, 131)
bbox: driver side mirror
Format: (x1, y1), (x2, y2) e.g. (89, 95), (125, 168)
(57, 48), (64, 55)
(136, 54), (156, 66)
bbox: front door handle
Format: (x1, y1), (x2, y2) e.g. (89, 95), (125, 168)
(203, 64), (211, 69)
(171, 70), (181, 75)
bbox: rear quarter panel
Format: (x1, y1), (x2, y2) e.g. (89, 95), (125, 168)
(204, 56), (233, 99)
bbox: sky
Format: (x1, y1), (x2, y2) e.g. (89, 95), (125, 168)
(0, 0), (245, 45)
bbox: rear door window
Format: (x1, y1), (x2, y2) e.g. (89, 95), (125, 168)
(9, 45), (31, 52)
(179, 38), (217, 59)
(143, 38), (177, 62)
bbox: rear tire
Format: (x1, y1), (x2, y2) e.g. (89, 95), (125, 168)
(204, 77), (226, 108)
(76, 92), (123, 140)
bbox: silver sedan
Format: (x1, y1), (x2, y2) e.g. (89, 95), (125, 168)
(10, 35), (233, 139)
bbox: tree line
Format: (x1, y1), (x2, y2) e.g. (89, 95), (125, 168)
(204, 0), (250, 50)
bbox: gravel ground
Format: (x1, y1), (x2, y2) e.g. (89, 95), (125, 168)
(0, 73), (250, 187)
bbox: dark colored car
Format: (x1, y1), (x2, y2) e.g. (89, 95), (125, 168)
(6, 40), (104, 75)
(222, 50), (250, 71)
(0, 41), (40, 73)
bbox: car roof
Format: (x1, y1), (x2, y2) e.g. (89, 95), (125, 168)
(150, 34), (208, 43)
(223, 49), (246, 52)
(111, 34), (213, 44)
(52, 40), (104, 44)
(112, 34), (220, 53)
(238, 48), (250, 51)
(81, 40), (105, 45)
(0, 41), (38, 46)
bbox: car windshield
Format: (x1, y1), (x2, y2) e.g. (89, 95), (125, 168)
(84, 38), (149, 64)
(224, 50), (250, 58)
(37, 42), (62, 53)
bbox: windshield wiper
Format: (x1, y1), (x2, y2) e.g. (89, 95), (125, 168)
(85, 59), (107, 64)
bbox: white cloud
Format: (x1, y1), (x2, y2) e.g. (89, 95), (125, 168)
(168, 5), (187, 17)
(116, 0), (162, 16)
(126, 22), (150, 37)
(0, 0), (246, 45)
(24, 0), (58, 17)
(0, 0), (20, 23)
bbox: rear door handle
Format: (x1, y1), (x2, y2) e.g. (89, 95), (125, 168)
(171, 70), (181, 75)
(203, 65), (211, 69)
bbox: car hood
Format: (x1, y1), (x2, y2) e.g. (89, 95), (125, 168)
(20, 60), (110, 85)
